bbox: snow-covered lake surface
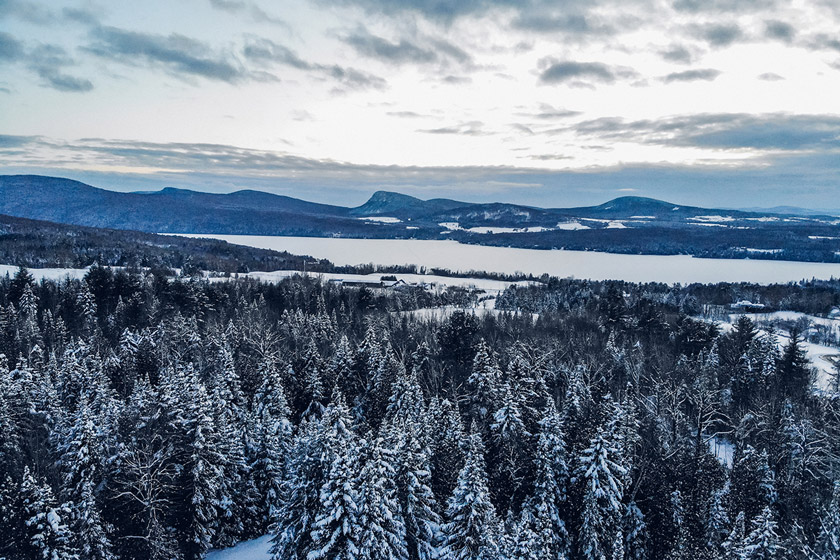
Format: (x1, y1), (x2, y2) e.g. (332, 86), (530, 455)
(171, 235), (840, 284)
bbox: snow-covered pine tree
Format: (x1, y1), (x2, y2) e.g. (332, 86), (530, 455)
(251, 360), (294, 532)
(731, 445), (777, 522)
(816, 481), (840, 559)
(623, 501), (647, 560)
(174, 368), (225, 560)
(428, 397), (466, 502)
(742, 506), (782, 560)
(508, 509), (539, 560)
(329, 335), (357, 401)
(722, 511), (747, 560)
(574, 415), (628, 560)
(272, 391), (347, 560)
(488, 380), (530, 512)
(308, 391), (362, 560)
(443, 427), (501, 560)
(357, 437), (409, 560)
(58, 397), (114, 560)
(383, 413), (443, 560)
(522, 400), (570, 560)
(207, 344), (249, 546)
(466, 341), (502, 428)
(19, 466), (78, 560)
(706, 484), (732, 551)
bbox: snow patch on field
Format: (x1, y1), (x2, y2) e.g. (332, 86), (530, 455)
(358, 216), (402, 223)
(689, 215), (736, 223)
(740, 248), (782, 254)
(464, 226), (553, 234)
(207, 535), (272, 560)
(0, 265), (88, 281)
(220, 270), (534, 292)
(555, 221), (591, 230)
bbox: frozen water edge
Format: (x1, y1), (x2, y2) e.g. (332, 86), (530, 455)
(169, 234), (840, 285)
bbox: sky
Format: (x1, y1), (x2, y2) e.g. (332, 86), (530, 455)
(1, 0), (839, 208)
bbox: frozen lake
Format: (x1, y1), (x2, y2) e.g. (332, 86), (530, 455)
(171, 234), (840, 284)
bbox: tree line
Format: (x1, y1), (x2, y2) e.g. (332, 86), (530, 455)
(1, 265), (839, 560)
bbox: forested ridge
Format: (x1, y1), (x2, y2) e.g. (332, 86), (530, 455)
(1, 266), (840, 560)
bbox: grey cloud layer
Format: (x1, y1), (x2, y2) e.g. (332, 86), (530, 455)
(86, 27), (250, 83)
(241, 36), (386, 90)
(571, 113), (840, 151)
(539, 61), (637, 85)
(0, 31), (92, 91)
(662, 68), (720, 83)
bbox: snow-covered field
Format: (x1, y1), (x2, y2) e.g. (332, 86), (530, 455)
(171, 235), (840, 284)
(223, 270), (533, 292)
(0, 264), (89, 281)
(207, 535), (272, 560)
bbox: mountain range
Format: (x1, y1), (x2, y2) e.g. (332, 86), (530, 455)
(2, 174), (840, 262)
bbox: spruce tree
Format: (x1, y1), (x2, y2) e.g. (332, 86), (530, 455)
(308, 392), (362, 560)
(19, 466), (78, 560)
(357, 438), (409, 560)
(574, 420), (628, 560)
(443, 428), (500, 560)
(742, 506), (782, 560)
(522, 400), (570, 560)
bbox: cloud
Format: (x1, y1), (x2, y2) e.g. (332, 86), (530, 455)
(0, 0), (54, 24)
(0, 34), (93, 92)
(0, 133), (38, 147)
(693, 23), (743, 47)
(539, 61), (636, 85)
(523, 104), (581, 120)
(418, 121), (488, 135)
(764, 20), (795, 42)
(807, 34), (840, 54)
(240, 36), (385, 90)
(0, 31), (24, 60)
(758, 72), (784, 81)
(344, 32), (437, 64)
(342, 28), (474, 70)
(512, 12), (612, 36)
(319, 0), (521, 23)
(660, 44), (695, 64)
(208, 0), (287, 26)
(386, 111), (427, 118)
(324, 65), (386, 90)
(242, 37), (311, 69)
(27, 44), (94, 91)
(662, 68), (721, 83)
(442, 75), (471, 84)
(86, 26), (250, 83)
(673, 0), (779, 13)
(61, 7), (100, 26)
(571, 113), (840, 151)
